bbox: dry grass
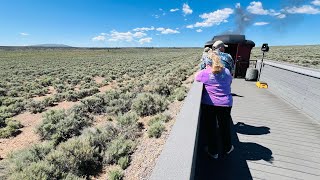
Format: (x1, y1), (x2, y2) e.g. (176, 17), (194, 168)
(251, 45), (320, 69)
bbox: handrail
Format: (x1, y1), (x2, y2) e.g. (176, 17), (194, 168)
(263, 60), (320, 79)
(150, 81), (203, 180)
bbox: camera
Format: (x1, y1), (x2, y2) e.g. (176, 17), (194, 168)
(261, 43), (269, 52)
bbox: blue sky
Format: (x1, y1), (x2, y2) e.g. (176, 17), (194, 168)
(1, 0), (320, 47)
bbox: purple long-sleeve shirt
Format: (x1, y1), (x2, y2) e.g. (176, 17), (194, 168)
(195, 67), (233, 107)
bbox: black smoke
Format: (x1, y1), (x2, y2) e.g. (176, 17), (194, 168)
(227, 0), (310, 35)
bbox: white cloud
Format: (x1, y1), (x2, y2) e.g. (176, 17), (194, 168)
(133, 27), (155, 32)
(108, 30), (135, 42)
(92, 35), (106, 41)
(312, 0), (320, 6)
(284, 5), (320, 14)
(156, 27), (180, 34)
(253, 22), (269, 26)
(183, 3), (193, 15)
(247, 1), (281, 16)
(196, 29), (203, 32)
(152, 14), (160, 18)
(139, 37), (152, 44)
(277, 14), (286, 18)
(20, 32), (29, 36)
(247, 1), (269, 15)
(133, 31), (147, 38)
(108, 31), (146, 42)
(187, 8), (233, 28)
(170, 8), (179, 12)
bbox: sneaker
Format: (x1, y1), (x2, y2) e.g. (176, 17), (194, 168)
(226, 145), (234, 155)
(205, 146), (218, 159)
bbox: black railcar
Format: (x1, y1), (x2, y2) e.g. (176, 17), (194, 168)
(205, 34), (255, 78)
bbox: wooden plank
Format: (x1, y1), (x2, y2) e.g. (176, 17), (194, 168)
(247, 162), (320, 180)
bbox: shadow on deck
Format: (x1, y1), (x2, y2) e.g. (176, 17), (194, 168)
(195, 119), (273, 180)
(151, 79), (320, 180)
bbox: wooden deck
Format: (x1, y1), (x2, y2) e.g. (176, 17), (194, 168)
(195, 79), (320, 180)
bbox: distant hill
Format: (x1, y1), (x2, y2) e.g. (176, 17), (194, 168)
(30, 44), (72, 48)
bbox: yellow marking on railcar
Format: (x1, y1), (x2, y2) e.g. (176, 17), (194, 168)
(256, 81), (268, 88)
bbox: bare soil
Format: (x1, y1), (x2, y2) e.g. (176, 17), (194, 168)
(0, 101), (79, 159)
(94, 76), (105, 84)
(0, 112), (42, 159)
(0, 80), (119, 160)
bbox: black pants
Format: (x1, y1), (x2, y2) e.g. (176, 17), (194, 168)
(201, 104), (232, 155)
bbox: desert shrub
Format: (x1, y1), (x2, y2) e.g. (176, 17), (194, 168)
(131, 93), (168, 116)
(0, 119), (23, 138)
(37, 109), (92, 144)
(83, 76), (93, 83)
(2, 97), (24, 106)
(77, 88), (99, 99)
(311, 60), (319, 65)
(0, 110), (13, 126)
(166, 75), (182, 87)
(8, 89), (19, 97)
(148, 113), (172, 126)
(0, 97), (4, 106)
(46, 137), (101, 177)
(82, 125), (119, 153)
(116, 112), (140, 139)
(0, 87), (7, 96)
(64, 173), (86, 180)
(174, 86), (188, 101)
(54, 84), (66, 93)
(8, 141), (54, 173)
(148, 121), (165, 138)
(107, 98), (132, 115)
(1, 101), (26, 116)
(65, 90), (79, 102)
(42, 97), (55, 107)
(39, 77), (53, 87)
(33, 88), (48, 96)
(80, 96), (106, 114)
(80, 82), (98, 90)
(104, 137), (136, 164)
(117, 156), (130, 169)
(8, 125), (119, 179)
(26, 100), (45, 113)
(116, 112), (138, 128)
(8, 161), (59, 180)
(70, 79), (81, 86)
(101, 79), (110, 86)
(147, 80), (171, 96)
(52, 93), (65, 102)
(108, 168), (124, 180)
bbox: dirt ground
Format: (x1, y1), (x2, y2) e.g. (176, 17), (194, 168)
(0, 74), (196, 179)
(0, 100), (80, 159)
(0, 77), (113, 159)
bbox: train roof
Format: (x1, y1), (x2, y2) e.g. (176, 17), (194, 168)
(204, 34), (255, 47)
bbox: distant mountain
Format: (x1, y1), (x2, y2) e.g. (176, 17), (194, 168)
(30, 44), (72, 48)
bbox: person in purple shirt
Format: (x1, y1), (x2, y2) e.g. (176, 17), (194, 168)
(195, 52), (234, 159)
